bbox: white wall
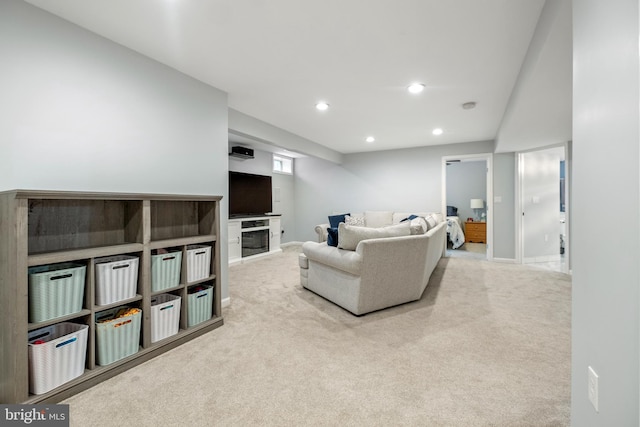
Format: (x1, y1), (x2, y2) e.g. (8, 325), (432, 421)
(0, 1), (231, 300)
(446, 161), (487, 222)
(294, 141), (494, 242)
(572, 0), (639, 425)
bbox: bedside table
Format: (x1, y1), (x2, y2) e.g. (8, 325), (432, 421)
(465, 221), (486, 243)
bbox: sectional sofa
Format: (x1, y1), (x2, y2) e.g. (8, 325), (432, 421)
(300, 211), (447, 315)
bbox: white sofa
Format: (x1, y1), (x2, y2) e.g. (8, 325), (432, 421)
(301, 211), (446, 315)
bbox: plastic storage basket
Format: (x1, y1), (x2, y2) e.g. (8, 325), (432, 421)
(95, 255), (139, 306)
(28, 263), (86, 323)
(95, 306), (141, 366)
(150, 294), (182, 343)
(151, 250), (182, 292)
(28, 322), (88, 395)
(187, 285), (213, 327)
(186, 245), (211, 282)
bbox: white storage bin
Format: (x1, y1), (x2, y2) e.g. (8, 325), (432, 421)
(95, 255), (139, 306)
(28, 262), (86, 323)
(150, 294), (182, 343)
(186, 245), (211, 282)
(95, 306), (141, 366)
(28, 322), (88, 395)
(187, 285), (213, 327)
(151, 250), (182, 292)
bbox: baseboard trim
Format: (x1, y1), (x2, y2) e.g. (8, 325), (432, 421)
(222, 297), (231, 308)
(523, 254), (561, 263)
(492, 257), (517, 264)
(281, 241), (304, 248)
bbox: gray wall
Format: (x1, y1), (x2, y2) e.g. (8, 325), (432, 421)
(573, 0), (639, 425)
(492, 153), (516, 259)
(446, 161), (487, 222)
(0, 1), (231, 300)
(294, 141), (494, 242)
(228, 149), (295, 244)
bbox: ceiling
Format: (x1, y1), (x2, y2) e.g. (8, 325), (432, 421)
(24, 0), (572, 156)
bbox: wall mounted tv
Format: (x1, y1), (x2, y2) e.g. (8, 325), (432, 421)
(229, 171), (273, 217)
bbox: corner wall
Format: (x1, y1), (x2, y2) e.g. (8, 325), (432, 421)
(0, 0), (230, 300)
(572, 0), (640, 424)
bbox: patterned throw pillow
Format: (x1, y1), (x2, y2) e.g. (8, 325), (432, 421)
(345, 214), (365, 227)
(425, 215), (438, 229)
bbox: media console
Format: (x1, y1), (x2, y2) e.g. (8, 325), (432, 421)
(228, 215), (281, 264)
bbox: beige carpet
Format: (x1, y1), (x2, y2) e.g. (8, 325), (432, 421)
(64, 245), (571, 426)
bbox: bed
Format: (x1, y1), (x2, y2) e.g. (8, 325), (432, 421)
(446, 205), (465, 249)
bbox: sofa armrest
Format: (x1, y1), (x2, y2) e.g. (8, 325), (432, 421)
(314, 223), (330, 243)
(302, 241), (362, 275)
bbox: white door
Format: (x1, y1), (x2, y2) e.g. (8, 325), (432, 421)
(269, 217), (281, 251)
(519, 146), (565, 271)
(228, 220), (241, 263)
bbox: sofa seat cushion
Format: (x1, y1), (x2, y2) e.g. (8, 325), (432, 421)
(302, 241), (362, 276)
(338, 222), (411, 251)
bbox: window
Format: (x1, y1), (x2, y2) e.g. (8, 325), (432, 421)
(273, 154), (293, 174)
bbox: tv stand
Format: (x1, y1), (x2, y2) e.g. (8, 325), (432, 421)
(228, 215), (281, 264)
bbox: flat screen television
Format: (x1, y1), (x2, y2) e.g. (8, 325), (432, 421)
(229, 171), (273, 217)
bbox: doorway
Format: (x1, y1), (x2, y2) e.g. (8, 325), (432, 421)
(442, 153), (493, 261)
(517, 144), (569, 273)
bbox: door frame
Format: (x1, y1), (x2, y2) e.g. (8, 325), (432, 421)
(441, 152), (493, 261)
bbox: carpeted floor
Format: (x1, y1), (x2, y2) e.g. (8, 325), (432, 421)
(63, 245), (571, 426)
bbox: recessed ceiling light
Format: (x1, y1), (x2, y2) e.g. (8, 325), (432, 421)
(407, 83), (425, 94)
(462, 101), (477, 110)
(432, 128), (443, 136)
(365, 136), (375, 143)
(315, 101), (329, 111)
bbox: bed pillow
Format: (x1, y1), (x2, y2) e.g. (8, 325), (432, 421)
(447, 205), (458, 216)
(338, 222), (411, 251)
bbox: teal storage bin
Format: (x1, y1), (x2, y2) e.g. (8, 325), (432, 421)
(28, 262), (86, 323)
(95, 306), (141, 366)
(151, 250), (182, 292)
(187, 285), (212, 327)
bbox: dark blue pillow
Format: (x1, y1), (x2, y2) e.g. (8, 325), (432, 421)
(401, 214), (418, 222)
(327, 227), (339, 247)
(447, 205), (458, 216)
(328, 213), (350, 228)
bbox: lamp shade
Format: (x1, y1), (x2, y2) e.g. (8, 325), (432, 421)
(470, 199), (484, 209)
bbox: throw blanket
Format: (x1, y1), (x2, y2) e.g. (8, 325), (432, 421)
(447, 218), (465, 249)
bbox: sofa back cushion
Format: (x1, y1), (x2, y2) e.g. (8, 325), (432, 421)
(364, 211), (393, 228)
(338, 222), (411, 251)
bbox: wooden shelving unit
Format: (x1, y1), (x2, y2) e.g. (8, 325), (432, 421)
(0, 190), (223, 404)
